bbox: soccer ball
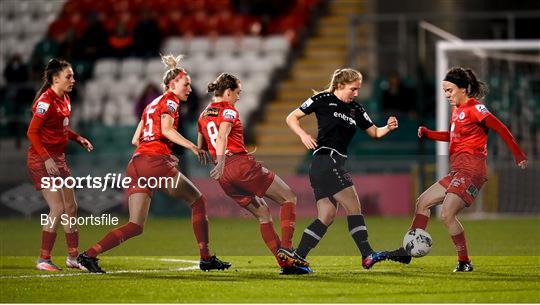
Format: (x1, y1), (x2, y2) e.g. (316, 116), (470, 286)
(403, 228), (433, 257)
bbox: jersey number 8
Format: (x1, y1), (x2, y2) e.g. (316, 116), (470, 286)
(206, 121), (218, 149)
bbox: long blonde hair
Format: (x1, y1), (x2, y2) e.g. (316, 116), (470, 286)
(160, 54), (187, 91)
(315, 68), (362, 94)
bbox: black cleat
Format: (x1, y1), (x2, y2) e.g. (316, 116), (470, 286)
(199, 255), (231, 271)
(453, 260), (473, 272)
(387, 247), (412, 264)
(289, 249), (310, 268)
(77, 252), (105, 273)
(280, 264), (313, 275)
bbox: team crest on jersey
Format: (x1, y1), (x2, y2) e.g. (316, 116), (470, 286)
(203, 107), (219, 117)
(36, 101), (50, 115)
(63, 117), (69, 126)
(458, 111), (466, 120)
(301, 98), (314, 109)
(223, 109), (237, 120)
(475, 104), (489, 114)
(166, 100), (179, 113)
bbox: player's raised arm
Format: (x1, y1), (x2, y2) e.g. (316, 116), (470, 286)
(417, 126), (450, 141)
(364, 116), (398, 139)
(286, 108), (317, 149)
(481, 113), (527, 168)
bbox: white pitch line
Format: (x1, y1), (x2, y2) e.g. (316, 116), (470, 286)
(0, 258), (200, 279)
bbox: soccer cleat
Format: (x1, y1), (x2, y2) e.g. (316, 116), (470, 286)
(77, 252), (105, 273)
(453, 260), (473, 272)
(387, 247), (412, 265)
(36, 258), (61, 271)
(362, 251), (388, 269)
(280, 264), (314, 275)
(277, 248), (309, 268)
(199, 255), (231, 271)
(66, 255), (87, 270)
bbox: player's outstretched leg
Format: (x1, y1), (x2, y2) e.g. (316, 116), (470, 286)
(199, 255), (231, 271)
(387, 247), (412, 264)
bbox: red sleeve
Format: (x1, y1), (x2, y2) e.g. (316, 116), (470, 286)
(420, 127), (450, 142)
(220, 107), (238, 124)
(68, 129), (82, 144)
(162, 98), (180, 117)
(27, 116), (50, 160)
(482, 114), (527, 164)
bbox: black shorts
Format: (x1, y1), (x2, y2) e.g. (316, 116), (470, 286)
(309, 151), (353, 201)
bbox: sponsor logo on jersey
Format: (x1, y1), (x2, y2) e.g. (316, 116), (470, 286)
(333, 112), (356, 126)
(329, 103), (337, 106)
(166, 100), (179, 113)
(459, 111), (465, 120)
(223, 109), (237, 120)
(475, 104), (489, 114)
(466, 184), (479, 198)
(36, 101), (50, 115)
(300, 98), (314, 109)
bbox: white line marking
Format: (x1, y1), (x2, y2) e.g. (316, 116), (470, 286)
(0, 257), (200, 279)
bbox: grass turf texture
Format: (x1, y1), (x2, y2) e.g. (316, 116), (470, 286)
(1, 217), (539, 303)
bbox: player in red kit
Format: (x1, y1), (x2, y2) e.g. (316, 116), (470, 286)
(27, 59), (94, 271)
(198, 73), (311, 275)
(77, 55), (230, 273)
(387, 67), (528, 272)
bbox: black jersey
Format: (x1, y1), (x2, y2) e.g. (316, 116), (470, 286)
(299, 92), (373, 155)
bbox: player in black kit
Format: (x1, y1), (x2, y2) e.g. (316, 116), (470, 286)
(286, 68), (398, 271)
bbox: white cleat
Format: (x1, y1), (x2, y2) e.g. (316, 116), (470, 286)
(36, 258), (61, 271)
(66, 255), (87, 270)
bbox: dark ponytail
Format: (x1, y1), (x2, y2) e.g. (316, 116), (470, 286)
(207, 73), (240, 97)
(33, 58), (71, 102)
(445, 67), (489, 100)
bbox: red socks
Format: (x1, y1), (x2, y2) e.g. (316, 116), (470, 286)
(65, 231), (79, 257)
(40, 230), (57, 259)
(279, 202), (296, 249)
(410, 213), (429, 230)
(86, 222), (143, 258)
(451, 231), (470, 262)
(260, 222), (280, 255)
(191, 196), (210, 260)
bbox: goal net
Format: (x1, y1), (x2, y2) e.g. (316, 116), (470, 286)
(436, 40), (540, 216)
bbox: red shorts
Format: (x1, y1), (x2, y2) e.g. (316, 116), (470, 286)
(27, 153), (71, 190)
(438, 153), (487, 206)
(218, 154), (275, 207)
(126, 154), (179, 196)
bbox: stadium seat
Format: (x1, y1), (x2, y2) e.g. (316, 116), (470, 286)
(119, 58), (145, 79)
(214, 36), (238, 56)
(161, 37), (187, 55)
(93, 58), (120, 79)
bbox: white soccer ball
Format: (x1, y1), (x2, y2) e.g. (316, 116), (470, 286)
(403, 228), (433, 257)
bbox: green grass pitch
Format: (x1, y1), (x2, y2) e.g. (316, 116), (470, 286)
(1, 217), (539, 303)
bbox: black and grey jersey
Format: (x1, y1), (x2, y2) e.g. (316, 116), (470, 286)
(299, 92), (373, 155)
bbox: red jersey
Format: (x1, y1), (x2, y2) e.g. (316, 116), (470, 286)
(28, 88), (72, 157)
(198, 101), (247, 161)
(134, 91), (180, 156)
(449, 98), (491, 157)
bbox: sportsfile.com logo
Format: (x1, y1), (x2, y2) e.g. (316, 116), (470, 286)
(40, 173), (181, 192)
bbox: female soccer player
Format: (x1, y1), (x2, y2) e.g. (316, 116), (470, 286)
(387, 67), (528, 272)
(286, 68), (398, 270)
(27, 59), (93, 271)
(198, 73), (310, 274)
(77, 55), (230, 273)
